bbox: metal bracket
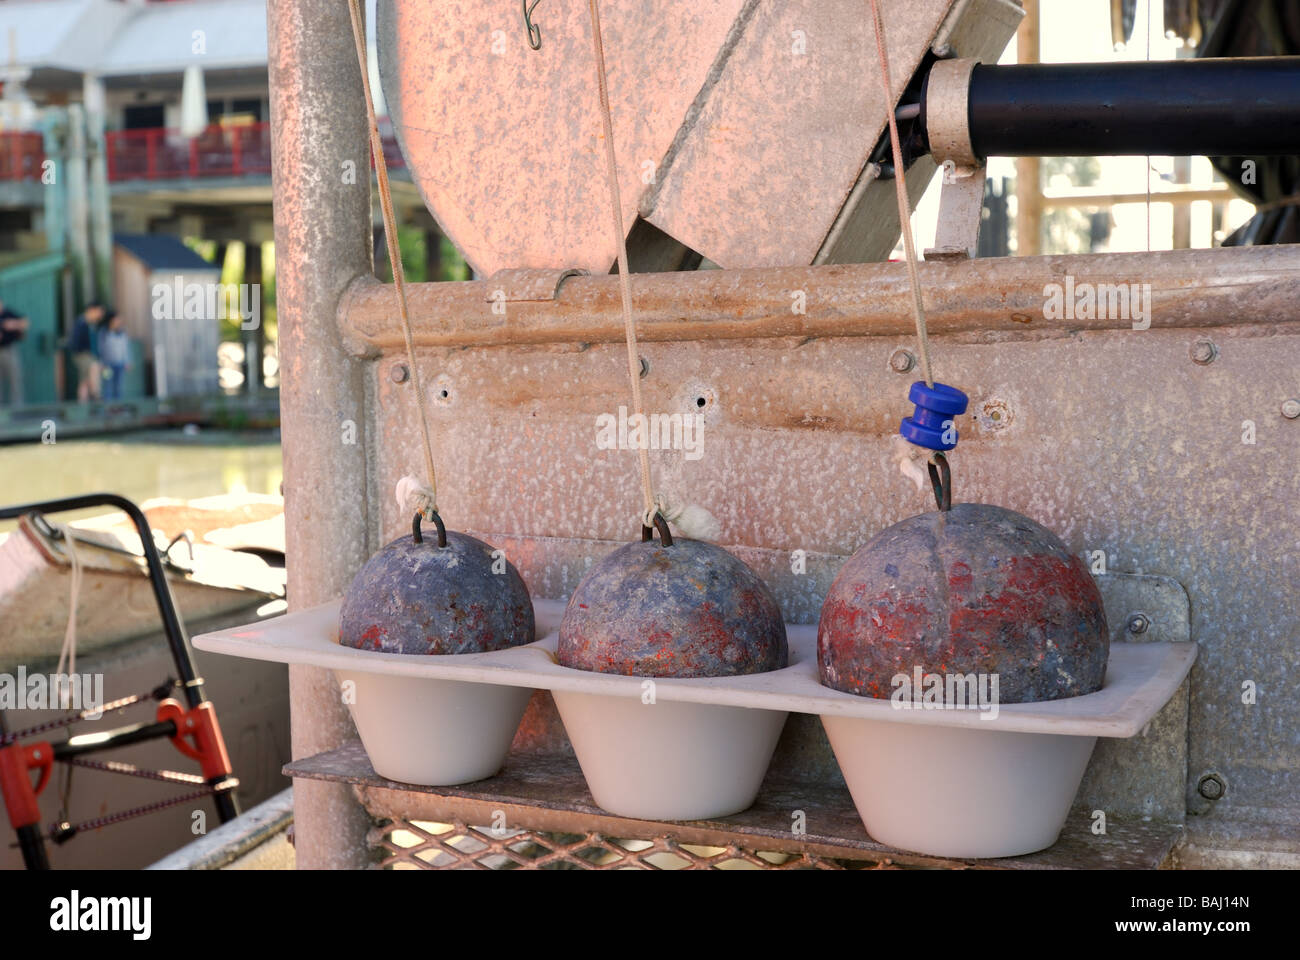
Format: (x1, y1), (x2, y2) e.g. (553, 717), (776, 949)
(922, 57), (984, 261)
(925, 159), (987, 261)
(1094, 572), (1190, 645)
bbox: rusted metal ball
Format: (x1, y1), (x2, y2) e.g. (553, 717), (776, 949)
(558, 539), (788, 678)
(818, 503), (1107, 703)
(340, 531), (534, 655)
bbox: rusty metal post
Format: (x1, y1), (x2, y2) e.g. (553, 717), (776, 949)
(268, 0), (375, 868)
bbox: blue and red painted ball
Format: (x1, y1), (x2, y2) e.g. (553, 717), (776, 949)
(818, 503), (1109, 704)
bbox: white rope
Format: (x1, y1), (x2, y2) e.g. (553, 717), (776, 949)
(646, 494), (721, 543)
(396, 474), (437, 521)
(54, 523), (82, 710)
(586, 0), (659, 527)
(867, 0), (935, 390)
(346, 0), (439, 517)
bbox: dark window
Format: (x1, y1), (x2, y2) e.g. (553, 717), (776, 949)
(230, 99), (262, 122)
(123, 104), (165, 130)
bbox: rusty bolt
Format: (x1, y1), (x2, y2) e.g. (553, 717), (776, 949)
(1125, 613), (1150, 636)
(1190, 339), (1218, 365)
(889, 348), (916, 373)
(389, 362), (409, 384)
(1281, 399), (1300, 420)
(1197, 772), (1225, 801)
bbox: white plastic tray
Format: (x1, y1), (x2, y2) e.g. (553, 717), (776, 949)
(194, 598), (1197, 737)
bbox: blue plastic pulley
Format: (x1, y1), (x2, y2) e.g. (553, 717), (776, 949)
(899, 381), (969, 451)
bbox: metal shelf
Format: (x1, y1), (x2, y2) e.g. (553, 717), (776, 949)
(286, 740), (1184, 870)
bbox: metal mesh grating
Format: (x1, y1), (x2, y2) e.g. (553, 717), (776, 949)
(369, 819), (902, 870)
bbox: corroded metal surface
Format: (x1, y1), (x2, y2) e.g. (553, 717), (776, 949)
(644, 0), (1020, 266)
(376, 0), (746, 276)
(375, 1), (1022, 271)
(268, 0), (376, 868)
(338, 245), (1300, 352)
(359, 317), (1300, 866)
(643, 0), (954, 267)
(340, 531), (534, 655)
(558, 538), (787, 677)
(818, 503), (1109, 703)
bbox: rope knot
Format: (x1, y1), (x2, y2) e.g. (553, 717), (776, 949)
(396, 474), (437, 520)
(643, 494), (722, 542)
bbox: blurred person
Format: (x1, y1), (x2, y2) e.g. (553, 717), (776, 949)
(98, 310), (130, 401)
(69, 302), (106, 402)
(0, 297), (29, 406)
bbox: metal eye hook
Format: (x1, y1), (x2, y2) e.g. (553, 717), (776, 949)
(523, 0), (542, 50)
(412, 510), (448, 548)
(927, 452), (952, 512)
(640, 512), (674, 547)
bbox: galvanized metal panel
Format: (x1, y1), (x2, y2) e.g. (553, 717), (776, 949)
(359, 322), (1300, 856)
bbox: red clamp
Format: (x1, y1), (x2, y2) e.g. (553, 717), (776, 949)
(156, 699), (234, 783)
(0, 741), (54, 830)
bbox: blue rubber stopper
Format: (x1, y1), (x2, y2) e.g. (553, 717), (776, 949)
(899, 381), (969, 451)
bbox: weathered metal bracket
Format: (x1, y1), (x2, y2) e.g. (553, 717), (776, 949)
(924, 57), (984, 261)
(926, 160), (987, 261)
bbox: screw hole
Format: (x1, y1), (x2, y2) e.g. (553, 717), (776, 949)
(696, 396), (706, 408)
(440, 389), (449, 398)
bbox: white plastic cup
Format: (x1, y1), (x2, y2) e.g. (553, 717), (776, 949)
(337, 670), (532, 786)
(553, 690), (788, 821)
(822, 716), (1097, 858)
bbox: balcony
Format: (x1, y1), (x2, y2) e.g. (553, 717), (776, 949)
(0, 132), (45, 182)
(104, 122), (404, 183)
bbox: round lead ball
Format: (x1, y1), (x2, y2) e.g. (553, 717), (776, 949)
(559, 524), (787, 678)
(818, 503), (1108, 703)
(340, 515), (534, 655)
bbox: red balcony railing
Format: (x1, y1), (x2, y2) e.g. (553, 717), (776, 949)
(104, 121), (405, 182)
(0, 132), (45, 182)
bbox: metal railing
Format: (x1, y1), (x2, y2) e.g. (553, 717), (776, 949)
(0, 132), (44, 182)
(102, 121), (404, 182)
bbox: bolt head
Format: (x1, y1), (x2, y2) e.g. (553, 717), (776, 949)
(1281, 399), (1300, 420)
(1190, 340), (1217, 365)
(1125, 613), (1150, 635)
(889, 349), (916, 373)
(389, 363), (409, 384)
(1198, 773), (1225, 800)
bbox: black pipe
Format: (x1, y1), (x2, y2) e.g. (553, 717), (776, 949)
(53, 720), (179, 760)
(926, 56), (1300, 158)
(16, 824), (50, 870)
